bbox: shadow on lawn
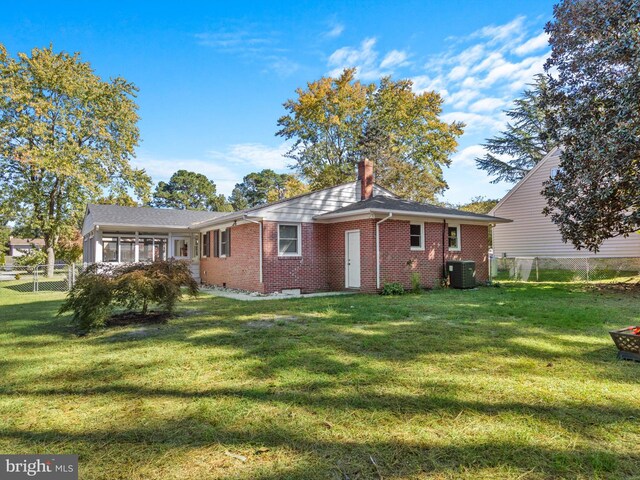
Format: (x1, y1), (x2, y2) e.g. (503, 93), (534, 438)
(1, 415), (637, 479)
(2, 288), (639, 477)
(81, 296), (631, 385)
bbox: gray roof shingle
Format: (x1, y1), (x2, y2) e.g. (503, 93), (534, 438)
(317, 195), (510, 222)
(86, 204), (224, 229)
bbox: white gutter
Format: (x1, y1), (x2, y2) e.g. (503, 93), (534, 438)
(243, 216), (263, 284)
(317, 208), (512, 224)
(376, 213), (393, 289)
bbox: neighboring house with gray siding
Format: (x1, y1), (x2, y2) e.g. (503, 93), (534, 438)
(490, 147), (640, 258)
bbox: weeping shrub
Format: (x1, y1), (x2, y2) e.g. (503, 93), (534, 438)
(113, 261), (199, 315)
(58, 263), (116, 330)
(59, 260), (199, 331)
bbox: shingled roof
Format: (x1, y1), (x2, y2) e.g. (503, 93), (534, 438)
(85, 204), (225, 230)
(316, 195), (511, 223)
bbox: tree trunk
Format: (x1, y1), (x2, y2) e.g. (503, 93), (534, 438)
(46, 246), (55, 278)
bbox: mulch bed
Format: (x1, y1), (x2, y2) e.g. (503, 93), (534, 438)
(588, 282), (640, 293)
(105, 311), (170, 327)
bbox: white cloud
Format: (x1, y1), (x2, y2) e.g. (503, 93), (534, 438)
(195, 26), (298, 77)
(325, 23), (345, 38)
(471, 15), (527, 45)
(265, 56), (300, 77)
(194, 29), (276, 53)
(133, 155), (240, 195)
(411, 75), (447, 96)
(468, 97), (507, 113)
(209, 142), (290, 170)
(380, 49), (409, 69)
(135, 142), (292, 196)
(448, 65), (468, 81)
(451, 145), (487, 167)
(441, 111), (505, 132)
(513, 32), (549, 56)
(448, 89), (481, 109)
(328, 37), (380, 79)
(327, 38), (411, 80)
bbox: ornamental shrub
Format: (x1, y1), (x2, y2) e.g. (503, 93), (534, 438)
(59, 260), (199, 331)
(381, 282), (405, 296)
(58, 263), (116, 331)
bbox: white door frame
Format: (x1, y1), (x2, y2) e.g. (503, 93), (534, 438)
(344, 229), (361, 289)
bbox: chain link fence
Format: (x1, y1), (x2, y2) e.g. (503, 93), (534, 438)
(491, 256), (640, 283)
(0, 263), (79, 293)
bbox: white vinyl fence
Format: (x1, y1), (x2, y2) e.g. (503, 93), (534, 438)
(491, 256), (640, 283)
(0, 263), (79, 293)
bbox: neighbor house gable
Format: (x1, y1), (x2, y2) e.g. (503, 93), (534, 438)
(490, 147), (640, 257)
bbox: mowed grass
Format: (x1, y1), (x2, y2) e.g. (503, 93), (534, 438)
(0, 283), (639, 479)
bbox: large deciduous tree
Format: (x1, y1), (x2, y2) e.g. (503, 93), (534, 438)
(541, 0), (640, 252)
(230, 169), (308, 208)
(277, 68), (463, 202)
(0, 45), (151, 274)
(151, 170), (231, 211)
(475, 75), (555, 183)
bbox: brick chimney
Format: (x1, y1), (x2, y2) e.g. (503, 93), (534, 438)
(357, 158), (374, 200)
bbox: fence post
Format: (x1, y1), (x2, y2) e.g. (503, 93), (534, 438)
(586, 258), (590, 282)
(535, 257), (539, 282)
(33, 265), (38, 293)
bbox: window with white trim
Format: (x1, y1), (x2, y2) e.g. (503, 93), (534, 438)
(410, 223), (424, 250)
(278, 224), (300, 256)
(448, 225), (461, 251)
(219, 229), (229, 257)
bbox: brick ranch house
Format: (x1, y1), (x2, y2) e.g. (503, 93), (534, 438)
(82, 160), (510, 293)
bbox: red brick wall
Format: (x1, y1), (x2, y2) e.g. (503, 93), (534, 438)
(326, 219), (378, 292)
(378, 220), (489, 290)
(199, 218), (488, 294)
(200, 222), (264, 293)
(261, 222), (330, 294)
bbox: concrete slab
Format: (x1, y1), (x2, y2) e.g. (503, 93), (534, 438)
(199, 287), (356, 301)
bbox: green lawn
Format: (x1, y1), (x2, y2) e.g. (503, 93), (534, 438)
(1, 284), (639, 479)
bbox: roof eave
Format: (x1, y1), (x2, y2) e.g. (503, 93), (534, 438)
(190, 213), (264, 230)
(316, 208), (512, 224)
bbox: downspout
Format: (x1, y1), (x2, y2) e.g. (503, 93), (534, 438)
(244, 216), (263, 284)
(376, 213), (393, 289)
(442, 219), (447, 282)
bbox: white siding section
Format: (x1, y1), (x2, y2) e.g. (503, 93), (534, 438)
(259, 182), (396, 222)
(492, 150), (640, 257)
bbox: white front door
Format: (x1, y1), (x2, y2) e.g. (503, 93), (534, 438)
(172, 237), (189, 259)
(345, 230), (361, 288)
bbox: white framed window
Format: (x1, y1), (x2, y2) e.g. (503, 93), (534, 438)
(410, 223), (424, 250)
(278, 224), (301, 256)
(448, 225), (461, 251)
(219, 229), (229, 257)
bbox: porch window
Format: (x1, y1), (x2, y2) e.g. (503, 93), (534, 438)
(139, 238), (154, 262)
(120, 238), (136, 262)
(410, 223), (424, 250)
(173, 238), (188, 257)
(138, 237), (167, 261)
(448, 225), (461, 251)
(278, 224), (300, 256)
(103, 237), (118, 262)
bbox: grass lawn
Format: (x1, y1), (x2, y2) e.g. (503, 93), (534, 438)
(1, 283), (639, 479)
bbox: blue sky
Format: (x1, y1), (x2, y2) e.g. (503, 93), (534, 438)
(2, 0), (557, 204)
